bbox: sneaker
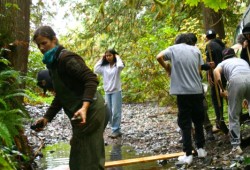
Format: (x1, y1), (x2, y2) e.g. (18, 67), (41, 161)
(230, 146), (243, 155)
(197, 148), (207, 158)
(206, 130), (215, 141)
(109, 131), (122, 138)
(178, 136), (183, 143)
(178, 154), (193, 165)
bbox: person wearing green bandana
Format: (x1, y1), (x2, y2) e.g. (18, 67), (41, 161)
(32, 26), (108, 170)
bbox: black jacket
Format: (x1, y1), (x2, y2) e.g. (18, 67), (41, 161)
(205, 38), (225, 65)
(241, 22), (250, 65)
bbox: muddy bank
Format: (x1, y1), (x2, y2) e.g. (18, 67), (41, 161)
(25, 103), (250, 169)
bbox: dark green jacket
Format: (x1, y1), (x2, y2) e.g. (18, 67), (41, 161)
(44, 46), (99, 121)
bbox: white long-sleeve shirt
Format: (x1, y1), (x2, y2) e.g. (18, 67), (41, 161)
(94, 56), (124, 94)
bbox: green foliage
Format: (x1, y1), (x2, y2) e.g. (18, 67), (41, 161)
(25, 89), (53, 105)
(185, 0), (227, 11)
(0, 56), (29, 168)
(26, 49), (46, 94)
(243, 156), (250, 165)
(25, 49), (55, 105)
(29, 0), (245, 106)
(0, 67), (27, 146)
(0, 149), (16, 170)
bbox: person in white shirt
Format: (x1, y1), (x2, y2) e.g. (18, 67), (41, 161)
(94, 49), (124, 138)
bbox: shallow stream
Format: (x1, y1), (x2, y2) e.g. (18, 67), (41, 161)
(35, 142), (174, 170)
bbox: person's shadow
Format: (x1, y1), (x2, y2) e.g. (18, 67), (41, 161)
(107, 138), (123, 170)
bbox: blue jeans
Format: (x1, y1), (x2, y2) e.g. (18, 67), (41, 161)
(105, 91), (122, 133)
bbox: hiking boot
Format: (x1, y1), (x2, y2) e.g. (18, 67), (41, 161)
(197, 148), (207, 158)
(109, 131), (122, 138)
(178, 154), (193, 165)
(206, 130), (215, 141)
(230, 146), (243, 155)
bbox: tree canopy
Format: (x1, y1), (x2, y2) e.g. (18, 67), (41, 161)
(29, 0), (247, 104)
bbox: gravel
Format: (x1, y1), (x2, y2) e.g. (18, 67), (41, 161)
(24, 103), (250, 169)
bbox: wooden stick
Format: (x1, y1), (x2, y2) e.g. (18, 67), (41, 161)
(33, 141), (44, 158)
(105, 152), (185, 168)
(207, 44), (221, 107)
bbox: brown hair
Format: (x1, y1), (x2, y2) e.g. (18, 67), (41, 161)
(33, 26), (58, 43)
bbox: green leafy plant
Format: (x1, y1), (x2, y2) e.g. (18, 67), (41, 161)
(0, 56), (29, 168)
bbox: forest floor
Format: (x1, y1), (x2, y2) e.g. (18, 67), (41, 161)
(26, 103), (250, 169)
(104, 103), (250, 169)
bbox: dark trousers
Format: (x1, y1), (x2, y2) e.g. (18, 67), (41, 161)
(203, 97), (213, 132)
(177, 94), (205, 156)
(210, 77), (226, 121)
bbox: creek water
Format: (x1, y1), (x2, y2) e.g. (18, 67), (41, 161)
(35, 142), (174, 170)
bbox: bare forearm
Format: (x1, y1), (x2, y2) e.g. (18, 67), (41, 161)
(156, 55), (170, 74)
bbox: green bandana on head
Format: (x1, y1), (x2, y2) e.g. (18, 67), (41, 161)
(42, 46), (59, 68)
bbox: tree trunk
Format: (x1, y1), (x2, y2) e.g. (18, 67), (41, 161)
(202, 3), (225, 39)
(0, 0), (30, 74)
(0, 1), (33, 169)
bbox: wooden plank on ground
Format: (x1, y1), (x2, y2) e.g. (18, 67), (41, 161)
(105, 152), (185, 168)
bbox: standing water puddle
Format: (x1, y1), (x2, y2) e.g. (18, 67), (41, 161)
(35, 142), (174, 169)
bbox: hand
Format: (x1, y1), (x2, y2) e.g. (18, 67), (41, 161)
(31, 117), (48, 132)
(208, 62), (215, 69)
(220, 90), (228, 99)
(242, 99), (248, 109)
(73, 107), (87, 124)
(243, 40), (248, 48)
(115, 55), (121, 58)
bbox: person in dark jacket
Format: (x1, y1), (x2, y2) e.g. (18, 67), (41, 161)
(36, 69), (53, 96)
(32, 26), (108, 170)
(241, 22), (250, 65)
(205, 29), (228, 133)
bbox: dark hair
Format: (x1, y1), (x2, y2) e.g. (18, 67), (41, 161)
(101, 49), (119, 66)
(237, 34), (246, 44)
(222, 48), (236, 60)
(186, 33), (197, 45)
(33, 26), (57, 42)
(174, 33), (192, 45)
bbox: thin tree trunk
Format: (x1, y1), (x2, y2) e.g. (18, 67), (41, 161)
(202, 3), (225, 39)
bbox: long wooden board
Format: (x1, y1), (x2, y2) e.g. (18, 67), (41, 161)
(105, 152), (185, 168)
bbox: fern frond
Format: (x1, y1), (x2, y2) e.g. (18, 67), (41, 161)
(4, 92), (30, 100)
(0, 122), (12, 147)
(0, 148), (17, 170)
(0, 98), (7, 110)
(0, 70), (19, 80)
